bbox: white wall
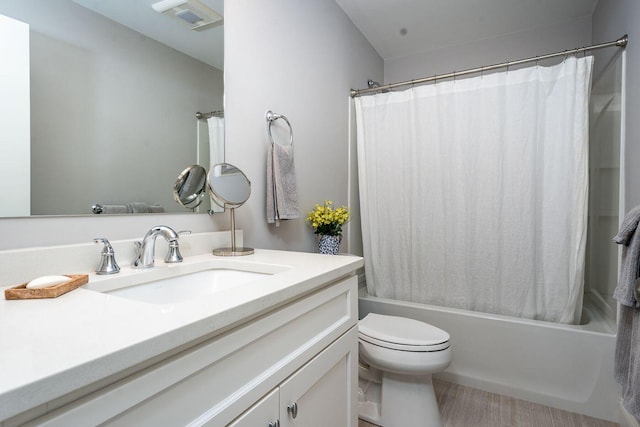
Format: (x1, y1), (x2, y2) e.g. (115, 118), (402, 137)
(224, 0), (382, 253)
(0, 1), (382, 252)
(0, 14), (30, 217)
(593, 0), (640, 210)
(385, 16), (592, 84)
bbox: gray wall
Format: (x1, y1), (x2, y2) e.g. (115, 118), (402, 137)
(0, 0), (383, 251)
(224, 0), (382, 253)
(593, 0), (640, 211)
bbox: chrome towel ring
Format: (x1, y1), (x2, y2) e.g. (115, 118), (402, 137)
(266, 110), (293, 146)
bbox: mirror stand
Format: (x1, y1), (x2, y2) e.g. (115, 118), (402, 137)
(213, 208), (254, 256)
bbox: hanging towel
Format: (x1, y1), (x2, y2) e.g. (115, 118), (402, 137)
(126, 202), (151, 213)
(615, 305), (640, 421)
(613, 205), (640, 421)
(266, 142), (299, 226)
(613, 204), (640, 308)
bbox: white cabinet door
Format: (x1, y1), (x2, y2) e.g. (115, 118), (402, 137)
(230, 326), (358, 427)
(227, 389), (279, 427)
(279, 327), (358, 427)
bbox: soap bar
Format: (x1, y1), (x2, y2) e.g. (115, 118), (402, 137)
(26, 275), (73, 289)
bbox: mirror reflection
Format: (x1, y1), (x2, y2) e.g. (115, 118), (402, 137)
(0, 0), (224, 217)
(173, 165), (207, 210)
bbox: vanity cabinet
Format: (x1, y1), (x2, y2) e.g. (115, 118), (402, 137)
(228, 327), (356, 427)
(20, 275), (358, 427)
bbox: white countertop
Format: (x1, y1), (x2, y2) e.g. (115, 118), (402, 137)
(0, 249), (363, 421)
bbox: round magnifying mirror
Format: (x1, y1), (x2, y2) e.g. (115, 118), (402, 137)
(208, 163), (253, 256)
(208, 163), (251, 208)
(173, 165), (207, 210)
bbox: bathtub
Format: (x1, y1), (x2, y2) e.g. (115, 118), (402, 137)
(358, 289), (620, 422)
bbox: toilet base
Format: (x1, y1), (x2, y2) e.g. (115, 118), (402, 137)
(358, 372), (442, 427)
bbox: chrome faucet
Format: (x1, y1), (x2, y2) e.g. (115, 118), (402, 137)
(132, 225), (184, 269)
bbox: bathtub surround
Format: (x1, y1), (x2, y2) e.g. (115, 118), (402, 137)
(613, 206), (640, 421)
(355, 56), (593, 324)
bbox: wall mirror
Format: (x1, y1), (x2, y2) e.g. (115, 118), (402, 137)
(0, 0), (224, 217)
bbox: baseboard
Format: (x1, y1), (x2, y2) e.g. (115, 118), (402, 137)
(620, 401), (640, 427)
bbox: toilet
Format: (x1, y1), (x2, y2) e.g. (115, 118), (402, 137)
(357, 313), (452, 427)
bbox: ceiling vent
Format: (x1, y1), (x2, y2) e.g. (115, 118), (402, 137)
(152, 0), (222, 31)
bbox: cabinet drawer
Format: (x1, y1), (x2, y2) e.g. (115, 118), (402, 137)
(25, 276), (357, 427)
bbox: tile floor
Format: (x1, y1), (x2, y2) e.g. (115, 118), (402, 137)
(358, 379), (619, 427)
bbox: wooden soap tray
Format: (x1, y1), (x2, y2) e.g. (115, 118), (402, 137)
(4, 274), (89, 300)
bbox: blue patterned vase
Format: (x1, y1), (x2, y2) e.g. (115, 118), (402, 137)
(318, 234), (341, 255)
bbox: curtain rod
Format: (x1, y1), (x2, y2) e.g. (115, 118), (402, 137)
(196, 110), (224, 119)
(350, 34), (628, 98)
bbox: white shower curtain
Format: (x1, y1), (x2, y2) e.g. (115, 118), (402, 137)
(355, 56), (593, 324)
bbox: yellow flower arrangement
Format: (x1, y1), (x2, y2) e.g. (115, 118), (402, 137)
(306, 200), (351, 236)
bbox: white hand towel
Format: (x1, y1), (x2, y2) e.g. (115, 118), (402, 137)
(266, 142), (299, 226)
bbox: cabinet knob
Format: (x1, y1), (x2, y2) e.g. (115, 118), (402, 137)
(268, 421), (280, 427)
(287, 402), (298, 419)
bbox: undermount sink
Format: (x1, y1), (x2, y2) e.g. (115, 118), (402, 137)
(104, 269), (269, 305)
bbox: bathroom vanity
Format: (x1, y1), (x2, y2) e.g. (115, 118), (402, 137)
(0, 234), (362, 426)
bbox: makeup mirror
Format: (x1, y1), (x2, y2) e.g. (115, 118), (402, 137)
(173, 165), (208, 210)
(208, 163), (254, 256)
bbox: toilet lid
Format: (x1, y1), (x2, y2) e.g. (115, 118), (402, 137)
(359, 313), (450, 349)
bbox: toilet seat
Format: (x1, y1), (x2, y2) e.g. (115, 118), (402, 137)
(359, 313), (450, 352)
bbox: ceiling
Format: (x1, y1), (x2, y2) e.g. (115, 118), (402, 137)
(72, 0), (599, 71)
(335, 0), (598, 60)
(73, 0), (224, 69)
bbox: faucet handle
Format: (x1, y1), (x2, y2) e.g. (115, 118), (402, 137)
(165, 240), (183, 263)
(93, 238), (120, 275)
(131, 241), (145, 268)
(164, 230), (189, 263)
